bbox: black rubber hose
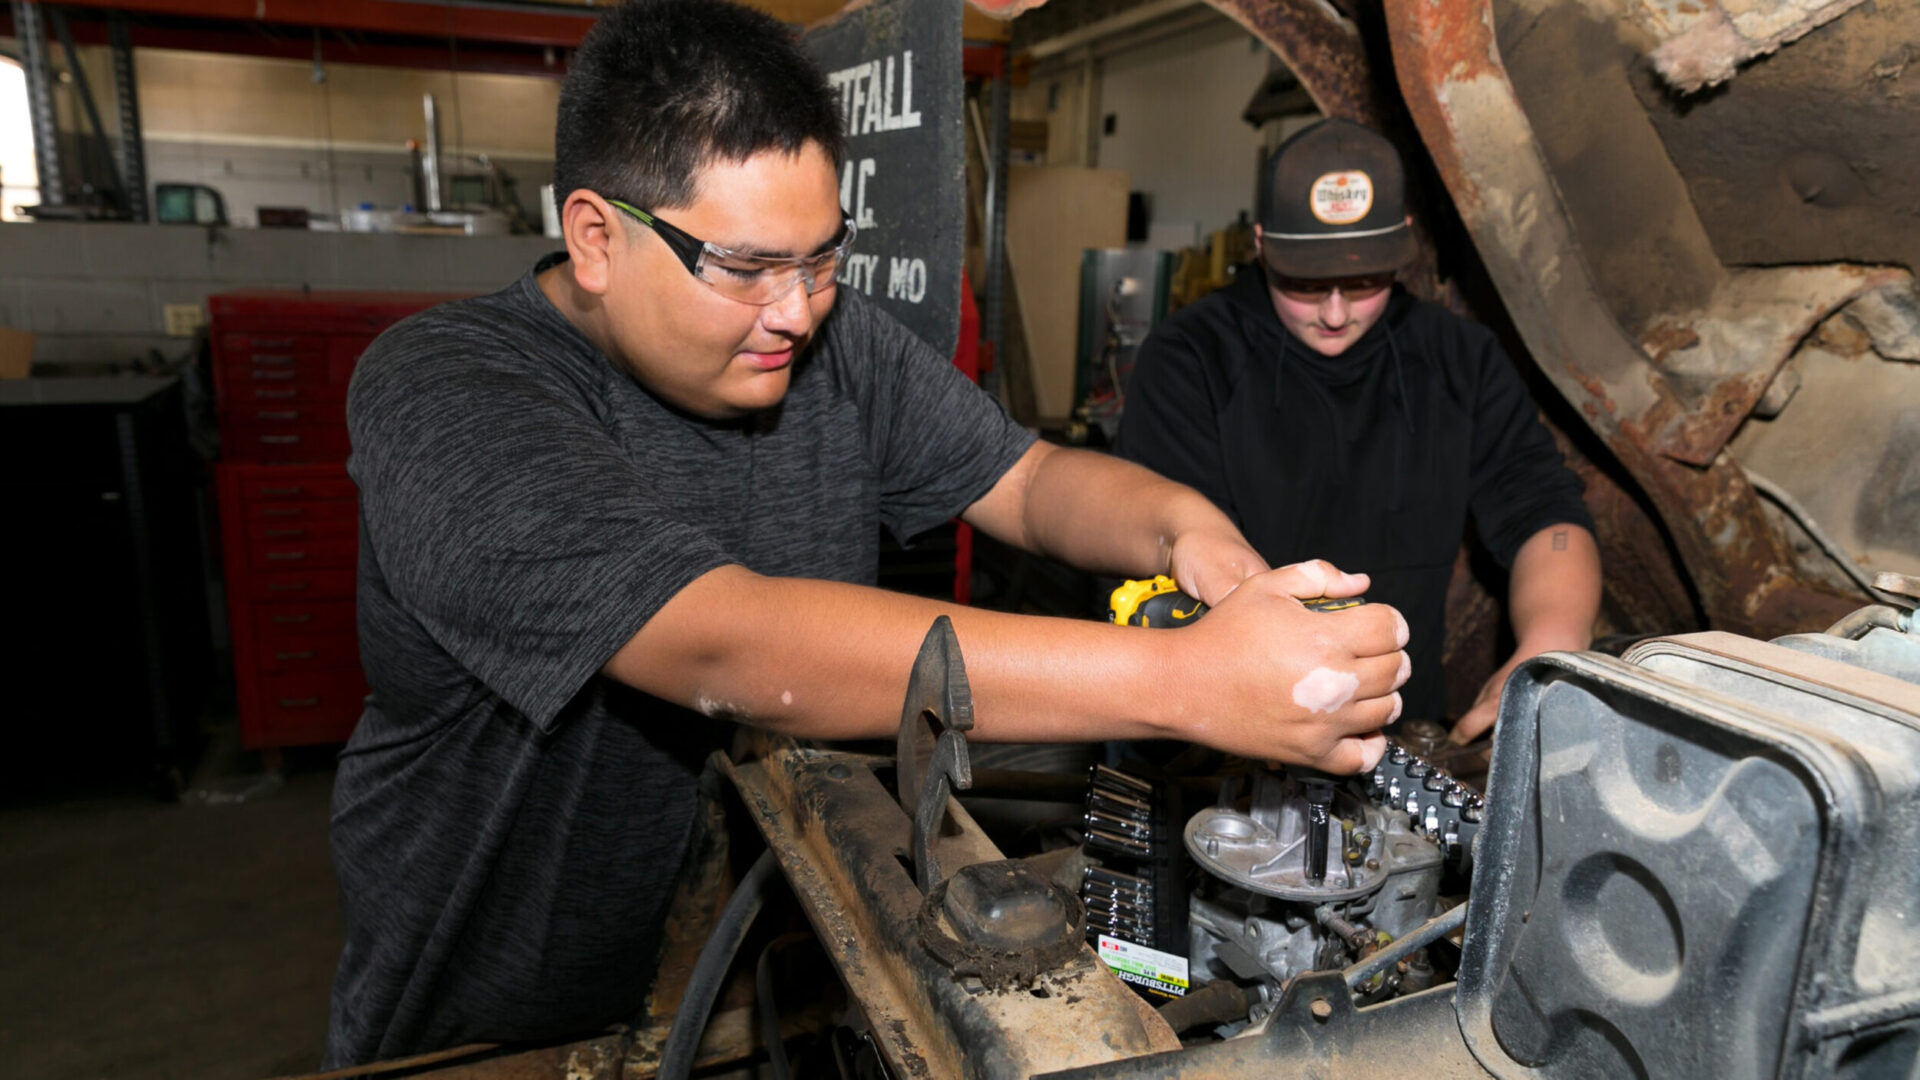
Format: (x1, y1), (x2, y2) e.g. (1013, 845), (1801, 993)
(660, 848), (781, 1080)
(755, 935), (802, 1080)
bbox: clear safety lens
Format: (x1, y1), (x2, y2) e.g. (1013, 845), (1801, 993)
(693, 222), (857, 305)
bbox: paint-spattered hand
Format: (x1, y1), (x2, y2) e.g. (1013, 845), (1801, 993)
(1165, 526), (1269, 608)
(1171, 559), (1409, 774)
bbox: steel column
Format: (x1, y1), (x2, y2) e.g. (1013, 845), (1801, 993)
(11, 0), (64, 207)
(49, 6), (127, 215)
(981, 64), (1011, 397)
(108, 12), (148, 222)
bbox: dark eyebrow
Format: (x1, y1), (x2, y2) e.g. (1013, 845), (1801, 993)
(720, 221), (847, 261)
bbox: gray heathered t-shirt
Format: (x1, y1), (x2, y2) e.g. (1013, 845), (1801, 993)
(324, 254), (1034, 1066)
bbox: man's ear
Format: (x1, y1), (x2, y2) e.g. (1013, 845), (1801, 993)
(562, 191), (620, 296)
(1253, 222), (1264, 247)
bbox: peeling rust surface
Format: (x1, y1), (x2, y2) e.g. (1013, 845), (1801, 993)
(723, 746), (1177, 1079)
(1385, 0), (1867, 643)
(1207, 0), (1378, 123)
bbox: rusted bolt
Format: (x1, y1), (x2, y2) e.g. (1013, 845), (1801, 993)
(827, 764), (852, 780)
(1310, 998), (1333, 1021)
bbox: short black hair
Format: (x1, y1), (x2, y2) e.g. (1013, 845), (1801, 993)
(554, 0), (845, 212)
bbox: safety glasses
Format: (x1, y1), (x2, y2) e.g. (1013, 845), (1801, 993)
(1269, 271), (1397, 303)
(605, 197), (856, 306)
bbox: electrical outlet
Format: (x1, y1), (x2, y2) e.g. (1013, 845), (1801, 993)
(163, 303), (206, 337)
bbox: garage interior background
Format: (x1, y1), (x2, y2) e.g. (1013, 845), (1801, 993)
(0, 2), (1319, 1077)
(2, 0), (1916, 1077)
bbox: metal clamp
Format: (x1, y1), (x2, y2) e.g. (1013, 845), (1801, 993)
(896, 616), (974, 894)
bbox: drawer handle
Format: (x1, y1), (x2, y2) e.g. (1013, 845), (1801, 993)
(279, 697), (320, 708)
(266, 552), (307, 562)
(272, 613), (314, 624)
(252, 338), (296, 347)
(275, 650), (317, 661)
(252, 371), (295, 381)
(260, 508), (301, 518)
(264, 528), (306, 538)
(259, 435), (302, 445)
(259, 486), (303, 496)
(267, 582), (308, 591)
(255, 388), (298, 399)
(256, 410), (300, 420)
(251, 355), (294, 366)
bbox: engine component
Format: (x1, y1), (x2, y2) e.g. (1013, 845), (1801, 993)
(1180, 755), (1462, 1010)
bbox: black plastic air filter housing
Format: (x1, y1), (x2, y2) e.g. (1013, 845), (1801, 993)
(1457, 630), (1920, 1080)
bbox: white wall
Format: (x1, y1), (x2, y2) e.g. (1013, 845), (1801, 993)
(0, 221), (557, 368)
(1095, 20), (1273, 245)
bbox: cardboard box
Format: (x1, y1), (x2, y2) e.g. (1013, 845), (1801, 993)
(0, 326), (33, 379)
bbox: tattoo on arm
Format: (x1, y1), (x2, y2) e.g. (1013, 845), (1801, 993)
(1552, 528), (1569, 552)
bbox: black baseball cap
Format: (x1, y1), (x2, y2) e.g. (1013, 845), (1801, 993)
(1259, 119), (1417, 280)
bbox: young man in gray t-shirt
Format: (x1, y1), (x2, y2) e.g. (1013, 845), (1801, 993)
(325, 0), (1411, 1066)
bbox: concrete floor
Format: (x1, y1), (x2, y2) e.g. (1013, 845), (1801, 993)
(0, 762), (341, 1080)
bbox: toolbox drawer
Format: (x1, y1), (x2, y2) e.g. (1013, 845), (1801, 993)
(227, 422), (352, 463)
(224, 353), (336, 386)
(229, 382), (349, 405)
(242, 474), (355, 502)
(245, 498), (358, 524)
(245, 569), (357, 602)
(229, 402), (347, 428)
(247, 537), (356, 572)
(249, 670), (366, 747)
(254, 599), (356, 639)
(222, 333), (324, 356)
(245, 517), (356, 547)
(258, 633), (361, 673)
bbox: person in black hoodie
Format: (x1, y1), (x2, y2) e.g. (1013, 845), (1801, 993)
(1117, 118), (1601, 744)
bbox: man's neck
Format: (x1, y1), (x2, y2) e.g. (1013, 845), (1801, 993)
(537, 260), (623, 364)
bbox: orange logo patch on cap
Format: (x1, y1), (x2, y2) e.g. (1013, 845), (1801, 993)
(1309, 171), (1374, 225)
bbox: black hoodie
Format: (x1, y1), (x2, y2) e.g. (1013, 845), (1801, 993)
(1116, 265), (1592, 720)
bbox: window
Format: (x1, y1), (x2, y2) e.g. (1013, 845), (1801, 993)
(0, 57), (39, 222)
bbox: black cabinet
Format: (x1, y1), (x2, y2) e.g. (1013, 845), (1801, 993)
(0, 377), (211, 797)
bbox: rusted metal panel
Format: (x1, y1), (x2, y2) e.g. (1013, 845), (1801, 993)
(1645, 0), (1869, 93)
(723, 745), (1180, 1080)
(1203, 0), (1378, 124)
(1382, 0), (1863, 641)
(1032, 973), (1492, 1080)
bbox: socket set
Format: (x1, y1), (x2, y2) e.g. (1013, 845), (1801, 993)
(1366, 740), (1484, 870)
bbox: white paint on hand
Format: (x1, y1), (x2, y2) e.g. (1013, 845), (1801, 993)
(1292, 667), (1360, 714)
(1283, 560), (1330, 593)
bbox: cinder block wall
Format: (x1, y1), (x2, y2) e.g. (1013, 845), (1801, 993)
(0, 222), (558, 368)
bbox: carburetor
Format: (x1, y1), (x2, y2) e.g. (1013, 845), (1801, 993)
(1082, 737), (1482, 1022)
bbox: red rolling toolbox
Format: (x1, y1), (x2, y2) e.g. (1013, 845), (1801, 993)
(210, 291), (461, 748)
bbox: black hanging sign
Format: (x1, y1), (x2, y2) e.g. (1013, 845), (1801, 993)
(802, 0), (966, 358)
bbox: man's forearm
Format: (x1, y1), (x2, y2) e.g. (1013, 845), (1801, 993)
(1507, 523), (1602, 652)
(604, 560), (1411, 771)
(606, 566), (1170, 742)
(1017, 447), (1242, 578)
(963, 444), (1262, 606)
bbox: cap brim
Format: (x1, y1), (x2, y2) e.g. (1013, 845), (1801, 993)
(1260, 227), (1418, 280)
